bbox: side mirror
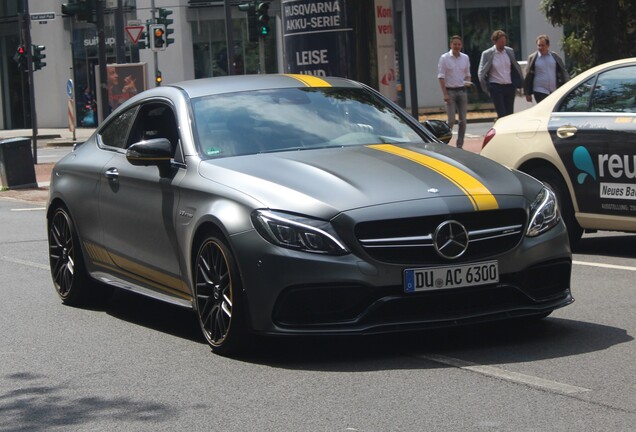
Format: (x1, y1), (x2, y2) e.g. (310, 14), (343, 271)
(422, 119), (452, 144)
(126, 138), (173, 166)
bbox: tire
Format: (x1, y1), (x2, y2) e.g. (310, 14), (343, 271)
(194, 235), (247, 355)
(48, 206), (95, 306)
(527, 166), (583, 249)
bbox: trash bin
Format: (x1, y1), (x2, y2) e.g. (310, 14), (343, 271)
(0, 137), (37, 188)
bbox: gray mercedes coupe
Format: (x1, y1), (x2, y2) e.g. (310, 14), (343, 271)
(47, 74), (573, 355)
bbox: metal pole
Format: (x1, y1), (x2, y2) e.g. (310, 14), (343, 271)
(115, 0), (126, 63)
(97, 0), (109, 122)
(224, 0), (235, 75)
(22, 0), (38, 164)
(404, 0), (419, 119)
(151, 0), (159, 85)
(259, 38), (265, 73)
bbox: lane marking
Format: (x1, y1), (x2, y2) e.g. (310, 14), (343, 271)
(573, 260), (636, 272)
(418, 353), (591, 395)
(10, 207), (45, 211)
(1, 256), (49, 270)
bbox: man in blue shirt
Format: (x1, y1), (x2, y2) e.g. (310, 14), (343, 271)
(524, 35), (570, 103)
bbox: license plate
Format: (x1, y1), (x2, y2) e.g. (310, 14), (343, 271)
(404, 261), (499, 292)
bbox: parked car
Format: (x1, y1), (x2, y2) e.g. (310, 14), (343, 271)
(47, 74), (572, 355)
(481, 58), (636, 247)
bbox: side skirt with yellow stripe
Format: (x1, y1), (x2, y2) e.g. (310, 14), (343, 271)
(83, 241), (193, 307)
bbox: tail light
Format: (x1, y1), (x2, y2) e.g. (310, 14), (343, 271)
(482, 128), (496, 149)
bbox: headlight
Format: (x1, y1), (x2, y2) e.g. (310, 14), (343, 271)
(252, 210), (349, 255)
(526, 187), (560, 237)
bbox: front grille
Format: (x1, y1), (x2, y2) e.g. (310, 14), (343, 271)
(356, 209), (526, 264)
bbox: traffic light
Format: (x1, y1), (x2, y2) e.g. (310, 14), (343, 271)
(157, 8), (175, 46)
(61, 0), (96, 23)
(256, 2), (271, 38)
(238, 2), (258, 43)
(138, 29), (148, 49)
(149, 24), (167, 51)
(33, 45), (47, 70)
(155, 70), (162, 86)
(13, 45), (27, 71)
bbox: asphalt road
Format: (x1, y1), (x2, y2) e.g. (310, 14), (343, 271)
(0, 196), (634, 431)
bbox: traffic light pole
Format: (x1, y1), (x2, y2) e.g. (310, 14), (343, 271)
(259, 38), (265, 74)
(224, 0), (235, 75)
(115, 0), (126, 63)
(96, 0), (109, 122)
(21, 0), (38, 163)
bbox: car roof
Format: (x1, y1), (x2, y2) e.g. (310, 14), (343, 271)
(166, 74), (363, 99)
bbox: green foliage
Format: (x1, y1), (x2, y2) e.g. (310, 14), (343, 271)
(540, 0), (636, 69)
(562, 32), (593, 76)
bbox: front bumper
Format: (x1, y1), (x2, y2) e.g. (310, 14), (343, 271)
(230, 220), (572, 336)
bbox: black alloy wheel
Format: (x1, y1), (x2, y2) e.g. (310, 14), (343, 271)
(48, 207), (90, 305)
(194, 236), (246, 355)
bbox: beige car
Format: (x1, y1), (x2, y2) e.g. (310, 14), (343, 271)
(481, 58), (636, 247)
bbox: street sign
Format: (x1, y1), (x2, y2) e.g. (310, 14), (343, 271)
(67, 79), (74, 98)
(125, 26), (145, 44)
(31, 12), (55, 21)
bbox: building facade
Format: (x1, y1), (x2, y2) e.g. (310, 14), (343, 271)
(0, 0), (564, 129)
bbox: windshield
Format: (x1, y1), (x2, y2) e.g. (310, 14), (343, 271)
(192, 87), (427, 158)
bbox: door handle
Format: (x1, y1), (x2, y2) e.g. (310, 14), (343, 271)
(556, 125), (578, 139)
(104, 168), (119, 180)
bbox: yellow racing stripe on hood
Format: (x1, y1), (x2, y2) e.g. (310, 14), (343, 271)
(286, 74), (332, 87)
(368, 144), (499, 211)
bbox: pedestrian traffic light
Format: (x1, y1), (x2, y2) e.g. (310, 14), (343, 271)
(61, 0), (96, 23)
(256, 2), (270, 38)
(33, 45), (47, 70)
(13, 45), (27, 71)
(155, 70), (162, 86)
(149, 24), (167, 51)
(238, 2), (258, 43)
(157, 8), (175, 46)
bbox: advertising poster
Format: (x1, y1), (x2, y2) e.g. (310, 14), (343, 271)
(282, 0), (353, 77)
(96, 63), (148, 122)
(374, 0), (397, 102)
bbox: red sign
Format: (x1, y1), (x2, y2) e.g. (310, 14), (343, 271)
(125, 26), (145, 44)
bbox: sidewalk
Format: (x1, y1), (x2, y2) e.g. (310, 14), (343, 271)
(0, 127), (95, 205)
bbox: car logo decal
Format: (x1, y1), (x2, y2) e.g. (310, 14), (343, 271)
(286, 74), (332, 87)
(573, 146), (597, 184)
(433, 220), (469, 259)
(367, 144), (499, 211)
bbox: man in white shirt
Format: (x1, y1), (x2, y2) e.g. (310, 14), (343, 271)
(438, 35), (471, 148)
(478, 30), (523, 118)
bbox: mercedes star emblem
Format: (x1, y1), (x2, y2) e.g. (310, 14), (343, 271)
(433, 220), (469, 259)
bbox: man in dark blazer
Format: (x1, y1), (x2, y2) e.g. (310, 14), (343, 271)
(524, 34), (570, 103)
(478, 30), (523, 118)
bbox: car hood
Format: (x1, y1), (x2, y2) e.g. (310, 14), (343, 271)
(198, 143), (539, 218)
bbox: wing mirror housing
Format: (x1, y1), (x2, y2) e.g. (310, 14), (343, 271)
(126, 138), (173, 166)
(421, 119), (452, 144)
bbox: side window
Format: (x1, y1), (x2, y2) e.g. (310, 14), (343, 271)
(99, 107), (138, 149)
(127, 102), (179, 154)
(557, 76), (595, 112)
(590, 66), (636, 113)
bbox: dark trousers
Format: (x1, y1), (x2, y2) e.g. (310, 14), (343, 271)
(488, 83), (516, 118)
(533, 92), (550, 103)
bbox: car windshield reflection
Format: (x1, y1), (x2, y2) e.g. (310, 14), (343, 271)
(192, 87), (425, 158)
